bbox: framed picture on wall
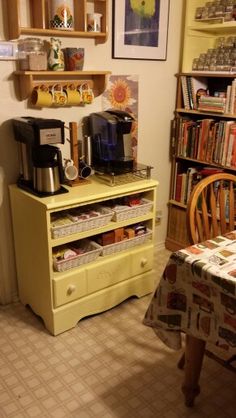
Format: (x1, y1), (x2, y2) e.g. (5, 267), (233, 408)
(112, 0), (170, 61)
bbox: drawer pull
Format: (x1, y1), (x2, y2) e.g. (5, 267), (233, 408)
(141, 258), (148, 267)
(67, 285), (76, 295)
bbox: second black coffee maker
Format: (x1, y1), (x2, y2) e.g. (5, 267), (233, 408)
(88, 110), (134, 173)
(12, 117), (66, 196)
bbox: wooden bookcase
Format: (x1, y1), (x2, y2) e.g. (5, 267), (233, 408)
(165, 0), (236, 251)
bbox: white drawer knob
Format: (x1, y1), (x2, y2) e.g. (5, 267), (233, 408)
(67, 284), (76, 295)
(141, 258), (148, 267)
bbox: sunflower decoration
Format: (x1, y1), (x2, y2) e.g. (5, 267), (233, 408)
(108, 78), (131, 110)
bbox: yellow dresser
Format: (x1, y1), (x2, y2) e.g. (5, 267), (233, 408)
(9, 177), (158, 335)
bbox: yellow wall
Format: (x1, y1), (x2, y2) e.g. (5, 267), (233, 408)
(0, 0), (184, 303)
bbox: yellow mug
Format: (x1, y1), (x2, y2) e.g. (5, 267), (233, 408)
(31, 85), (53, 107)
(64, 84), (81, 106)
(79, 83), (94, 105)
(51, 84), (68, 106)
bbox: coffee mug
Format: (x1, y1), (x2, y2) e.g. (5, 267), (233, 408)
(79, 160), (92, 179)
(31, 85), (53, 107)
(64, 84), (81, 106)
(79, 83), (94, 105)
(64, 159), (78, 181)
(51, 84), (67, 106)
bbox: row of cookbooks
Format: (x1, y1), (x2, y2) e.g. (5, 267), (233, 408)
(175, 117), (236, 168)
(181, 75), (236, 114)
(173, 166), (224, 204)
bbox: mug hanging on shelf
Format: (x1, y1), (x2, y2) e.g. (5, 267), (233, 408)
(79, 83), (94, 105)
(51, 84), (67, 106)
(50, 0), (74, 30)
(31, 85), (53, 107)
(64, 84), (81, 106)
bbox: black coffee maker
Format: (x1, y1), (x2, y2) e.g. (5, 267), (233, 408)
(12, 117), (67, 196)
(88, 110), (134, 173)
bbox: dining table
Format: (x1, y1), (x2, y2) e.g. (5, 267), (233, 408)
(143, 231), (236, 407)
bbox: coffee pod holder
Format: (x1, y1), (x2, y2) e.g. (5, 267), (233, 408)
(65, 121), (91, 187)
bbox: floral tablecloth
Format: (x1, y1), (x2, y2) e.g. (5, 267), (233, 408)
(143, 231), (236, 354)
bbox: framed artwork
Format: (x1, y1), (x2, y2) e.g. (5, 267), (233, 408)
(112, 0), (170, 61)
(0, 41), (18, 60)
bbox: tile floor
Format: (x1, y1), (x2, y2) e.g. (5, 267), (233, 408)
(0, 249), (235, 418)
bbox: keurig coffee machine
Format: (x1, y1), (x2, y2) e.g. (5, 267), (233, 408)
(12, 117), (67, 196)
(88, 110), (134, 173)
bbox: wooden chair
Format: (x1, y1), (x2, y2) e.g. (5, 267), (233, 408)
(178, 172), (236, 371)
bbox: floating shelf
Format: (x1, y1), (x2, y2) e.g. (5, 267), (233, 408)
(14, 70), (111, 101)
(5, 0), (108, 44)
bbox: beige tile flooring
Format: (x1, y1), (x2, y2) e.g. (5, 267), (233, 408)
(0, 249), (235, 418)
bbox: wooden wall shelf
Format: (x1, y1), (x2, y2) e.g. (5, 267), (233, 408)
(14, 70), (111, 101)
(6, 0), (108, 44)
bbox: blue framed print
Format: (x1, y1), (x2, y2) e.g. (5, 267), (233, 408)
(112, 0), (170, 61)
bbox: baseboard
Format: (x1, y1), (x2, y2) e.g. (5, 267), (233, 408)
(154, 241), (167, 252)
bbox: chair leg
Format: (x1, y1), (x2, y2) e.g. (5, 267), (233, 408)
(178, 352), (185, 370)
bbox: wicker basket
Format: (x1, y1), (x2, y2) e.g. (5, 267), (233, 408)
(101, 229), (152, 256)
(51, 206), (113, 239)
(53, 241), (102, 272)
(111, 199), (153, 222)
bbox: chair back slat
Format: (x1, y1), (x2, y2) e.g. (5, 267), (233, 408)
(229, 181), (235, 230)
(200, 190), (210, 239)
(187, 173), (236, 245)
(219, 180), (227, 234)
(209, 183), (218, 237)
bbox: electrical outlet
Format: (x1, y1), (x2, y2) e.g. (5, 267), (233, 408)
(155, 210), (163, 225)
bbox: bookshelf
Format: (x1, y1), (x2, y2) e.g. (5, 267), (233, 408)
(165, 0), (236, 251)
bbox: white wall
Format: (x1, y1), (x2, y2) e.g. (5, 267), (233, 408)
(0, 0), (184, 303)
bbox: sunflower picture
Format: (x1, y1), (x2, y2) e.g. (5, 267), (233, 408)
(102, 75), (139, 160)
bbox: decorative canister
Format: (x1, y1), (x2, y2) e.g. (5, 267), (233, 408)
(48, 38), (65, 71)
(18, 38), (47, 70)
(50, 0), (74, 30)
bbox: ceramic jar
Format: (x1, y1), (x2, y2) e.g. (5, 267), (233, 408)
(50, 0), (74, 30)
(48, 38), (65, 71)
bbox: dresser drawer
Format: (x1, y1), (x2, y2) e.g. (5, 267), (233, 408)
(53, 269), (87, 307)
(131, 245), (154, 276)
(86, 252), (131, 294)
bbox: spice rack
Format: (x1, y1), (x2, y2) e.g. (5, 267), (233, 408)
(5, 0), (108, 44)
(14, 70), (111, 101)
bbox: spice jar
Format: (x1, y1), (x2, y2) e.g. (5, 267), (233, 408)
(18, 38), (47, 71)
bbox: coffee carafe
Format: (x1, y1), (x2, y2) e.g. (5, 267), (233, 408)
(33, 145), (64, 194)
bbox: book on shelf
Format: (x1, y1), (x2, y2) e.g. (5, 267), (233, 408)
(229, 78), (236, 114)
(198, 95), (226, 113)
(181, 75), (191, 110)
(190, 76), (208, 110)
(173, 166), (224, 205)
(220, 120), (235, 166)
(225, 123), (236, 167)
(180, 75), (209, 111)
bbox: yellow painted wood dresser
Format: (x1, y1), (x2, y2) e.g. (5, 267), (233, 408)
(9, 177), (158, 335)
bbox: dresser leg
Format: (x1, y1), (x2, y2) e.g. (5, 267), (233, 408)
(182, 335), (206, 407)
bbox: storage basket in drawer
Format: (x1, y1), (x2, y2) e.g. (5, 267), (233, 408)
(53, 241), (102, 272)
(111, 199), (153, 222)
(51, 206), (113, 239)
(101, 229), (152, 256)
